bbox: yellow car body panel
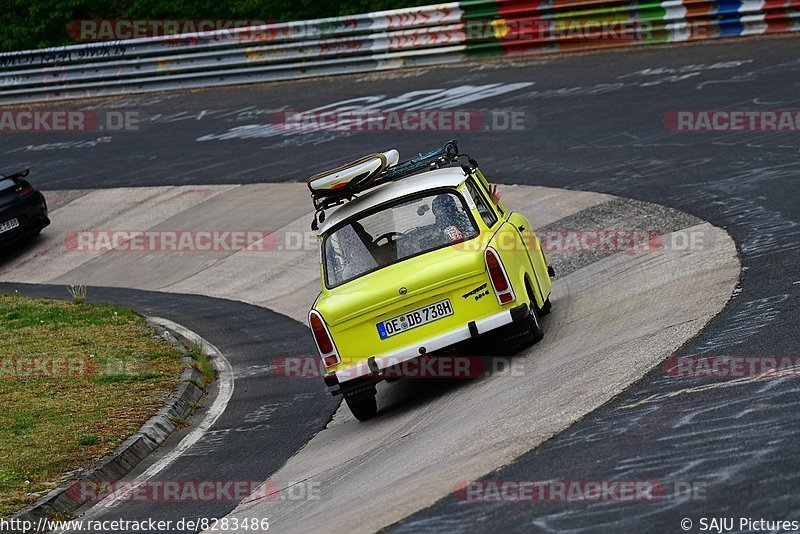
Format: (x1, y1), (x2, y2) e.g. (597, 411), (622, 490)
(311, 171), (552, 376)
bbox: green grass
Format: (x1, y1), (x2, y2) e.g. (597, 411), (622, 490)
(76, 435), (100, 446)
(0, 294), (187, 518)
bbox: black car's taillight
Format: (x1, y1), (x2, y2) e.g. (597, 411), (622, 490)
(18, 184), (35, 197)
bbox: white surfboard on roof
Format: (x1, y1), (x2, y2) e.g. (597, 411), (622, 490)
(308, 149), (399, 193)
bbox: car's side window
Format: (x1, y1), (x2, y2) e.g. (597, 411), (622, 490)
(465, 178), (498, 228)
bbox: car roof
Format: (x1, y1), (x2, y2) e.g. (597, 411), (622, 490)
(317, 166), (469, 235)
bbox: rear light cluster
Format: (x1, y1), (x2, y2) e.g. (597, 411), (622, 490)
(17, 184), (35, 197)
(308, 310), (341, 368)
(485, 247), (515, 304)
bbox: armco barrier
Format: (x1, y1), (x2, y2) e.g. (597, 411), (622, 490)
(1, 0), (798, 104)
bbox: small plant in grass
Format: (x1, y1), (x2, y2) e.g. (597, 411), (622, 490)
(67, 283), (88, 305)
(170, 416), (190, 429)
(191, 351), (215, 384)
(9, 421), (33, 434)
(77, 435), (101, 446)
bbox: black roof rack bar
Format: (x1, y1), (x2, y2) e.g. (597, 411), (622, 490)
(310, 140), (473, 229)
(371, 139), (460, 187)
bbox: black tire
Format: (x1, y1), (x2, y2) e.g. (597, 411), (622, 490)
(345, 394), (378, 421)
(521, 306), (544, 345)
(540, 297), (552, 316)
(522, 280), (544, 345)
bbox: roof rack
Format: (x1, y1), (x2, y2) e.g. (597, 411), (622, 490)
(308, 140), (477, 230)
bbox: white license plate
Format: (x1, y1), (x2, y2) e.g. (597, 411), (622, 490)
(0, 218), (19, 234)
(377, 299), (454, 339)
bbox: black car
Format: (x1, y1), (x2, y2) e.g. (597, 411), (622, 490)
(0, 169), (50, 247)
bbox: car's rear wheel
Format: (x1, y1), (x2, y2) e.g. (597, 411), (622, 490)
(520, 306), (544, 345)
(345, 393), (377, 421)
(540, 296), (552, 316)
(521, 280), (544, 345)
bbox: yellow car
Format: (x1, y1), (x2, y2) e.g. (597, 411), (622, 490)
(307, 141), (554, 421)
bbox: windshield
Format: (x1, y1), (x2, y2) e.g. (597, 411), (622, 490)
(324, 191), (478, 287)
(0, 178), (16, 193)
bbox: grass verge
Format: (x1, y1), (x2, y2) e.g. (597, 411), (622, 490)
(0, 293), (187, 517)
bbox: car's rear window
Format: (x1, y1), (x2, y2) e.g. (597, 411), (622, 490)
(0, 179), (16, 193)
(323, 191), (478, 287)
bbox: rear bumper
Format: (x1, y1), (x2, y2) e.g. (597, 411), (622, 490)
(327, 302), (529, 394)
(0, 193), (49, 246)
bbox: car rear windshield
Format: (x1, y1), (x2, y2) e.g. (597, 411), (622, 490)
(323, 191), (478, 287)
(0, 179), (16, 195)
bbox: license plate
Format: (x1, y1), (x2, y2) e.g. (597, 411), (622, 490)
(377, 299), (454, 339)
(0, 218), (19, 234)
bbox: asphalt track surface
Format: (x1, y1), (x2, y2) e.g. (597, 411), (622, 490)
(2, 35), (800, 532)
(0, 184), (737, 533)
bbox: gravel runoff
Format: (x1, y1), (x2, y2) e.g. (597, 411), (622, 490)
(538, 197), (703, 279)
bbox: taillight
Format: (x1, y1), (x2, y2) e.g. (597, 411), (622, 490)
(308, 310), (341, 368)
(309, 312), (333, 353)
(18, 185), (35, 197)
(485, 247), (515, 305)
(486, 251), (508, 291)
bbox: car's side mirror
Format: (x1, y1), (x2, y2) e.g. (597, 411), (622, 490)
(417, 205), (430, 216)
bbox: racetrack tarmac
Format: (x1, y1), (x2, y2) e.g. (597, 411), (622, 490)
(1, 183), (737, 533)
(2, 35), (799, 532)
